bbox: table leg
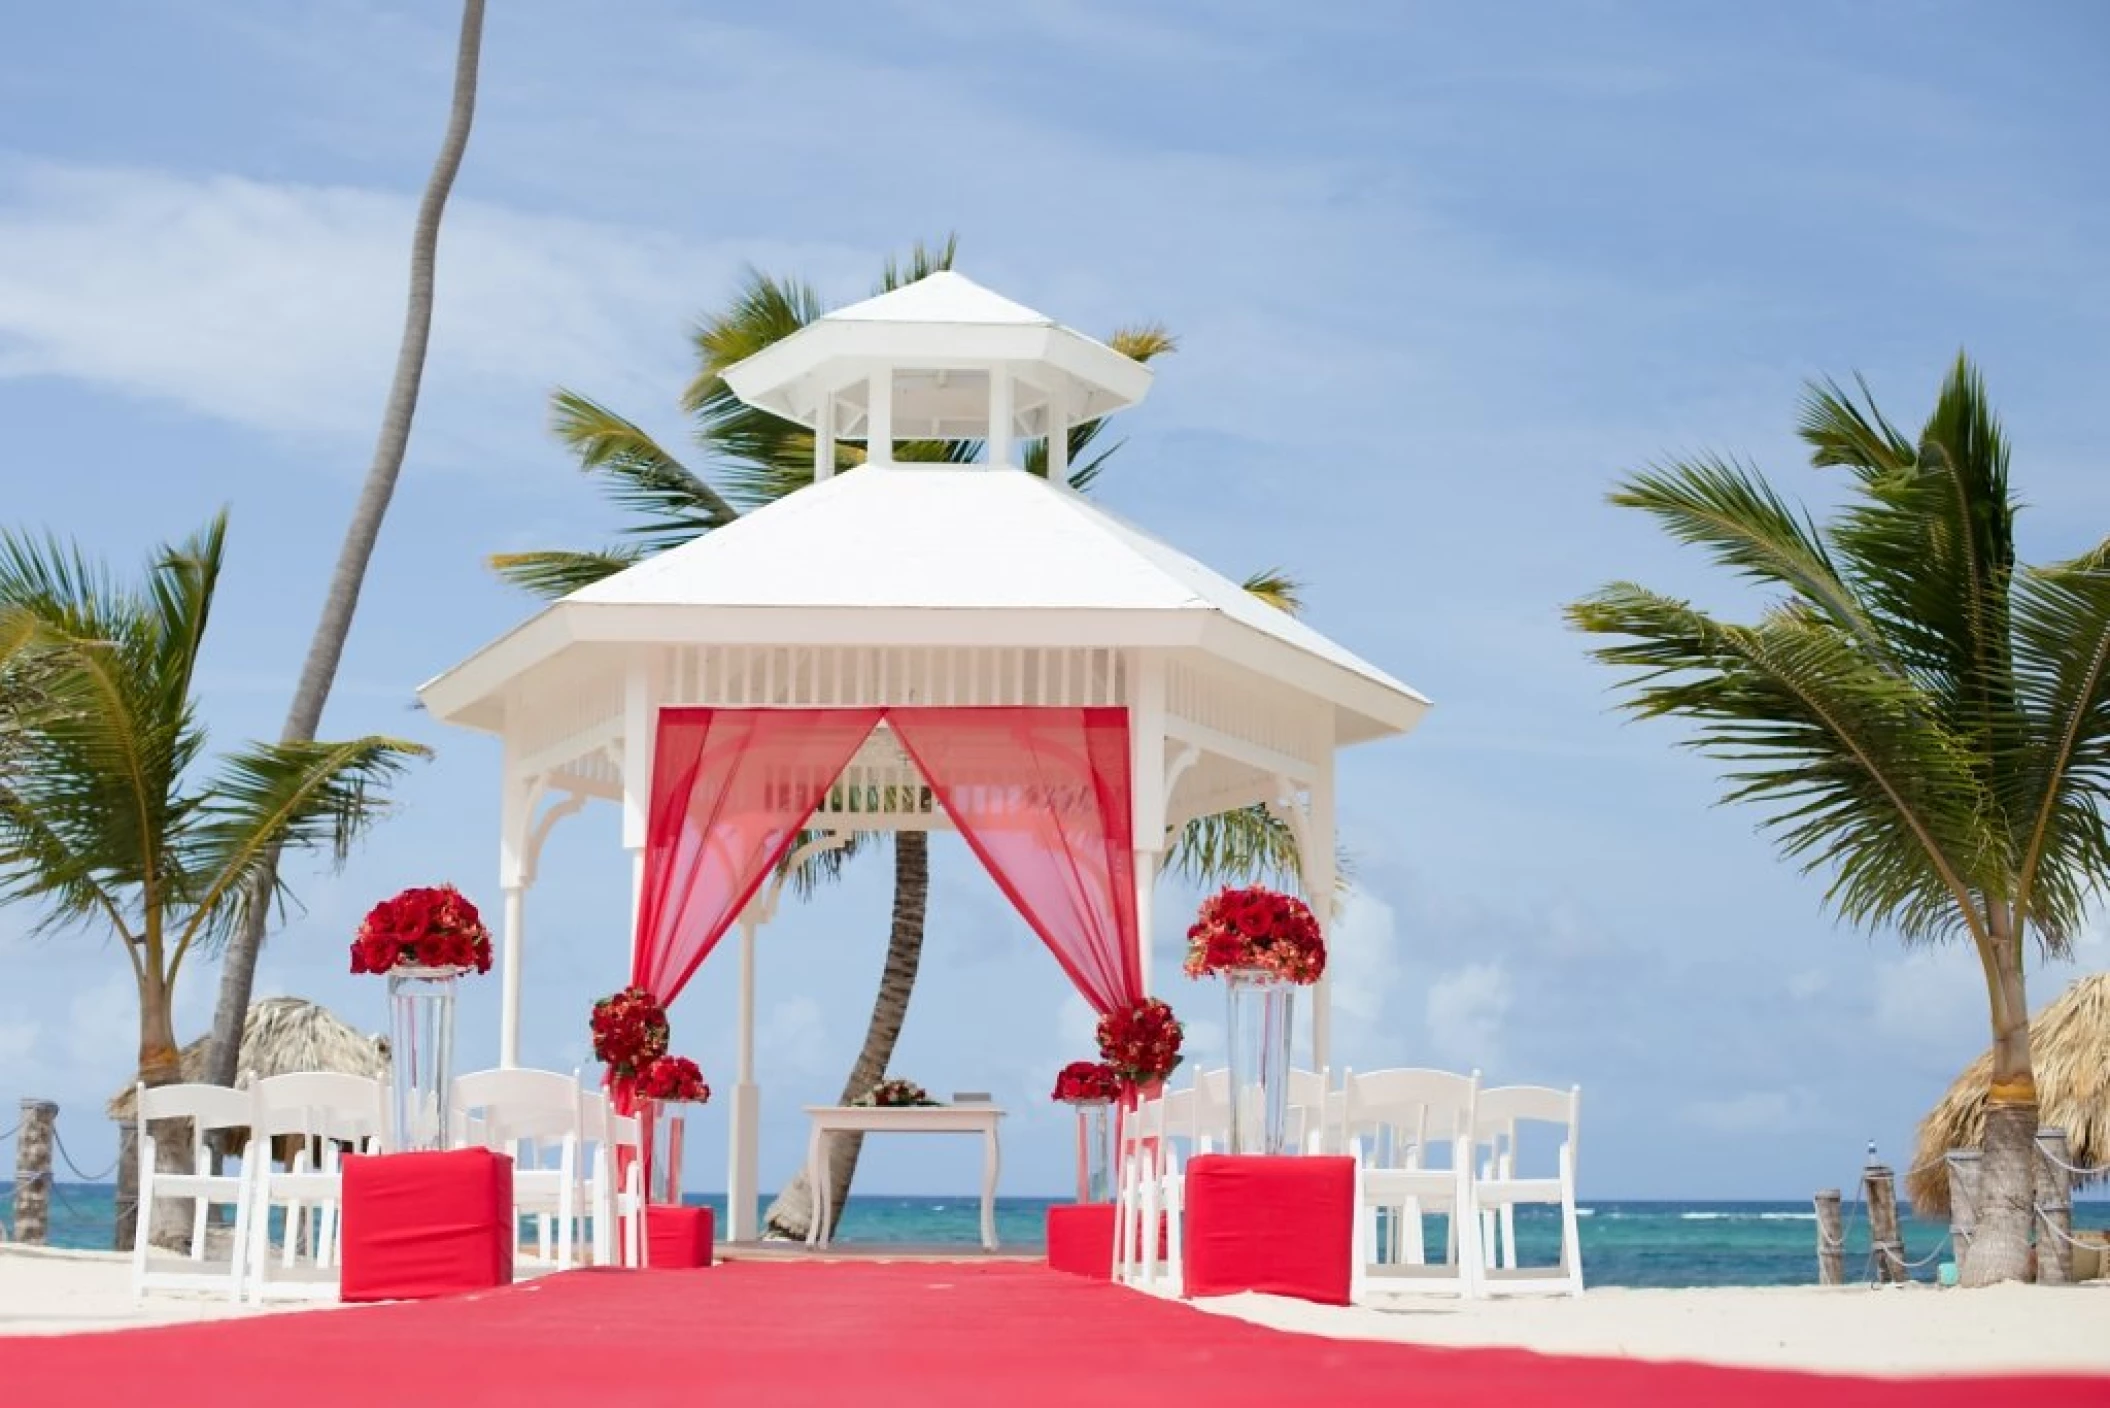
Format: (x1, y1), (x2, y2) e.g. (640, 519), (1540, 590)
(805, 1125), (826, 1249)
(982, 1125), (1000, 1251)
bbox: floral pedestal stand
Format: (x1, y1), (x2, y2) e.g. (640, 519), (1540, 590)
(1222, 968), (1296, 1156)
(1068, 1099), (1114, 1204)
(387, 964), (468, 1151)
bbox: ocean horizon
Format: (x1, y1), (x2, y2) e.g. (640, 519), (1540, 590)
(13, 1187), (2106, 1289)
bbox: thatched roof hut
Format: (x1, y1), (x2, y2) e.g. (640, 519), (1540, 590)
(1908, 973), (2110, 1216)
(106, 996), (388, 1120)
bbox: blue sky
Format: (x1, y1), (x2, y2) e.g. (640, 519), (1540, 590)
(2, 1), (2107, 1202)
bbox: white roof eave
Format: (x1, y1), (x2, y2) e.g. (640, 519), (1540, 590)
(417, 600), (1429, 744)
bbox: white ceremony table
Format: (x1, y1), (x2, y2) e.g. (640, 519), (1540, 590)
(802, 1104), (1006, 1250)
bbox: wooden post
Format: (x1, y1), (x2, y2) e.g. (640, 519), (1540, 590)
(1864, 1164), (1907, 1284)
(2035, 1127), (2073, 1286)
(1813, 1188), (1844, 1286)
(12, 1098), (57, 1245)
(1945, 1150), (1982, 1283)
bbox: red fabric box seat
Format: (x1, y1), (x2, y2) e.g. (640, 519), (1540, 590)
(340, 1148), (514, 1302)
(646, 1205), (714, 1268)
(1182, 1154), (1355, 1305)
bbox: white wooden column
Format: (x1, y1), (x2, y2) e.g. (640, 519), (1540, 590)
(1306, 749), (1338, 1075)
(727, 910), (761, 1241)
(496, 744), (534, 1069)
(866, 368), (894, 466)
(988, 364), (1014, 469)
(621, 657), (660, 974)
(1129, 655), (1168, 992)
(1047, 382), (1070, 486)
(813, 389), (836, 483)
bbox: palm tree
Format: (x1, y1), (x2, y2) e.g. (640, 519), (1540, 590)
(204, 0), (487, 1093)
(1567, 356), (2110, 1285)
(493, 241), (1304, 1239)
(0, 514), (424, 1249)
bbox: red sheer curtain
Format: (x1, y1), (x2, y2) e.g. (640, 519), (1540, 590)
(630, 708), (883, 1003)
(888, 707), (1142, 1013)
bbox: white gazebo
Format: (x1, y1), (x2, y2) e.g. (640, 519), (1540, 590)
(418, 271), (1430, 1240)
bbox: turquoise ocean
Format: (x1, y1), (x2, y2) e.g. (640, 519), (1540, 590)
(13, 1185), (2107, 1288)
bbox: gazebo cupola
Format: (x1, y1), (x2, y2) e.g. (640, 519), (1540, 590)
(719, 270), (1154, 482)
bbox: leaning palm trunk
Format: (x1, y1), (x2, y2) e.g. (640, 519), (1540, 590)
(118, 974), (195, 1253)
(205, 0), (486, 1091)
(763, 831), (929, 1242)
(1973, 929), (2037, 1284)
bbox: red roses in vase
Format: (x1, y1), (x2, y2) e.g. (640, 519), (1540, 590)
(1183, 885), (1326, 985)
(349, 884), (494, 976)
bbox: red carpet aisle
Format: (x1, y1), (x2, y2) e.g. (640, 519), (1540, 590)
(5, 1264), (2106, 1408)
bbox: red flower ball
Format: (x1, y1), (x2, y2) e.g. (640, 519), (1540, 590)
(591, 986), (671, 1080)
(1050, 1060), (1122, 1104)
(1095, 999), (1184, 1087)
(349, 884), (493, 977)
(635, 1054), (710, 1104)
(1182, 885), (1325, 985)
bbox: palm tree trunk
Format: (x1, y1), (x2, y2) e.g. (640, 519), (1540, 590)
(762, 830), (929, 1241)
(201, 0), (486, 1092)
(117, 966), (189, 1253)
(1964, 917), (2036, 1285)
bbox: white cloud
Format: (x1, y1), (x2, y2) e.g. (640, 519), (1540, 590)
(0, 161), (837, 464)
(1788, 969), (1830, 1000)
(1424, 962), (1512, 1071)
(0, 1017), (37, 1065)
(1870, 950), (1987, 1055)
(1684, 1089), (1799, 1134)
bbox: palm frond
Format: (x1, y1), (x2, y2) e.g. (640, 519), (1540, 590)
(777, 829), (870, 900)
(1568, 583), (1995, 942)
(875, 235), (959, 294)
(1239, 568), (1304, 616)
(488, 548), (651, 600)
(1020, 324), (1179, 492)
(549, 391), (738, 544)
(172, 735), (428, 963)
(1165, 804), (1304, 889)
(2005, 537), (2110, 950)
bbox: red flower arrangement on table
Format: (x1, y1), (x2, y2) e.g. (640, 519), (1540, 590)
(349, 883), (493, 975)
(1096, 998), (1184, 1089)
(1050, 1060), (1122, 1105)
(1183, 885), (1326, 985)
(590, 985), (671, 1080)
(853, 1078), (939, 1108)
(635, 1054), (711, 1104)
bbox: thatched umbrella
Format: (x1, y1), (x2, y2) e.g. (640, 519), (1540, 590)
(1908, 973), (2110, 1216)
(106, 996), (388, 1121)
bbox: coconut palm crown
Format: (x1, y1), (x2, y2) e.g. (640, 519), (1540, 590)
(0, 515), (423, 1245)
(1567, 355), (2110, 1285)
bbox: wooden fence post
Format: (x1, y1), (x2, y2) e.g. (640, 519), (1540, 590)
(12, 1099), (57, 1246)
(1945, 1150), (1981, 1284)
(1813, 1188), (1844, 1286)
(2035, 1127), (2072, 1286)
(1864, 1163), (1907, 1284)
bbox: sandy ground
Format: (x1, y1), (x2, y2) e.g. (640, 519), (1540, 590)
(1190, 1279), (2110, 1377)
(6, 1244), (2109, 1377)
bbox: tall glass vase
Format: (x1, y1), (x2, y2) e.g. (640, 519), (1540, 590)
(1223, 969), (1296, 1155)
(1070, 1100), (1113, 1203)
(641, 1099), (686, 1205)
(387, 965), (463, 1151)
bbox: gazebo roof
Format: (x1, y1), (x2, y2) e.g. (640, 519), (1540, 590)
(721, 272), (1153, 436)
(420, 464), (1429, 744)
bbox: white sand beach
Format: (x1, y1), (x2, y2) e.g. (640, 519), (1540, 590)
(5, 1244), (2107, 1378)
(1191, 1280), (2110, 1377)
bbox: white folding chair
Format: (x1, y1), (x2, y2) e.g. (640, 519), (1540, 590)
(1287, 1067), (1330, 1153)
(1469, 1085), (1583, 1296)
(1190, 1067), (1233, 1154)
(131, 1083), (254, 1302)
(240, 1073), (386, 1303)
(1114, 1087), (1190, 1292)
(581, 1089), (644, 1268)
(451, 1068), (585, 1272)
(1345, 1067), (1482, 1300)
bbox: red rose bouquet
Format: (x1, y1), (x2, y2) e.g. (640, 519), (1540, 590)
(1183, 885), (1326, 985)
(349, 884), (494, 976)
(1050, 1060), (1122, 1105)
(590, 986), (671, 1080)
(852, 1077), (938, 1108)
(1095, 998), (1184, 1087)
(635, 1054), (710, 1104)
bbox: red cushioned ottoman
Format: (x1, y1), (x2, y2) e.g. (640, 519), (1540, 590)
(1046, 1204), (1169, 1280)
(340, 1148), (514, 1302)
(1181, 1154), (1354, 1305)
(646, 1205), (714, 1268)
